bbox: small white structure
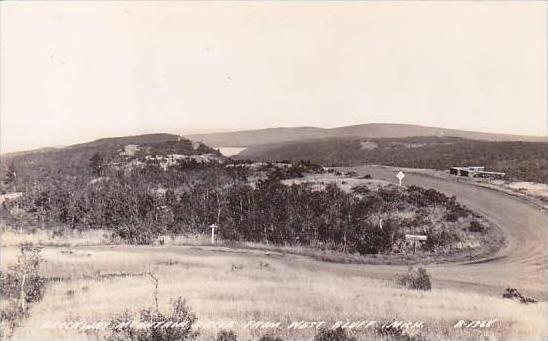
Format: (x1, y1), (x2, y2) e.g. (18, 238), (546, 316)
(449, 166), (505, 179)
(210, 224), (218, 244)
(396, 171), (405, 186)
(405, 234), (427, 253)
(405, 234), (427, 241)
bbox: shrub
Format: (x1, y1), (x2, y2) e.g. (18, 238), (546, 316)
(502, 288), (537, 304)
(375, 323), (428, 341)
(444, 212), (459, 222)
(352, 185), (371, 195)
(406, 211), (428, 228)
(444, 203), (470, 222)
(0, 244), (46, 338)
(0, 300), (26, 338)
(111, 223), (162, 245)
(0, 245), (46, 303)
(314, 327), (356, 341)
(397, 267), (431, 291)
(468, 220), (485, 233)
(216, 330), (238, 341)
(105, 297), (198, 341)
(424, 228), (460, 250)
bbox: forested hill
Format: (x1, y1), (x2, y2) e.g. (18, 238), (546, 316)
(0, 133), (501, 256)
(0, 133), (224, 189)
(237, 136), (547, 183)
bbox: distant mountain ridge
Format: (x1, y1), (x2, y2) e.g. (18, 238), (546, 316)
(186, 123), (545, 147)
(3, 124), (543, 157)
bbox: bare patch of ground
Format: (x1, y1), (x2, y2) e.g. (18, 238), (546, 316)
(281, 173), (390, 193)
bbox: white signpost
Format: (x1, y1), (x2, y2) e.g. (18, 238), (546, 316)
(396, 171), (405, 186)
(405, 234), (427, 253)
(210, 224), (218, 244)
(405, 234), (427, 241)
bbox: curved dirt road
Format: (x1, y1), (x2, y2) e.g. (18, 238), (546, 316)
(344, 165), (546, 299)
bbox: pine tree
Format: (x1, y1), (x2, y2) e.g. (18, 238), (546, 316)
(89, 153), (104, 176)
(5, 163), (16, 184)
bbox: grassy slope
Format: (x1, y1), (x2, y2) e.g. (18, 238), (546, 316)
(1, 244), (545, 340)
(238, 136), (547, 183)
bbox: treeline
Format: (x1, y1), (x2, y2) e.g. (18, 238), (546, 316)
(238, 137), (547, 183)
(2, 162), (471, 254)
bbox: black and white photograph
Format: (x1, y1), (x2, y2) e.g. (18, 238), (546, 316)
(0, 1), (546, 340)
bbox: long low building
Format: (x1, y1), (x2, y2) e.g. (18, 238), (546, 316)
(449, 166), (505, 179)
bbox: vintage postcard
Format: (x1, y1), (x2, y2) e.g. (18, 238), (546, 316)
(0, 1), (546, 340)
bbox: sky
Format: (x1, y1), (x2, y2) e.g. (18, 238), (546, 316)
(1, 1), (546, 153)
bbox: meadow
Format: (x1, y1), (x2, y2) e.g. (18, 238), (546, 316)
(1, 237), (545, 341)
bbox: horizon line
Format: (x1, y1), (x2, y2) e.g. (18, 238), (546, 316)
(2, 122), (546, 156)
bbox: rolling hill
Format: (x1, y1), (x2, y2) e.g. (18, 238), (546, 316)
(0, 133), (224, 189)
(236, 136), (547, 183)
(186, 123), (545, 147)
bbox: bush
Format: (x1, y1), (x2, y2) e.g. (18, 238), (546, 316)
(112, 223), (162, 245)
(444, 204), (470, 222)
(443, 212), (459, 222)
(397, 267), (431, 291)
(1, 245), (46, 303)
(216, 330), (238, 341)
(468, 220), (485, 233)
(314, 327), (356, 341)
(0, 300), (26, 338)
(502, 288), (537, 304)
(424, 229), (460, 250)
(105, 297), (198, 341)
(375, 323), (428, 341)
(0, 244), (46, 338)
(352, 185), (371, 195)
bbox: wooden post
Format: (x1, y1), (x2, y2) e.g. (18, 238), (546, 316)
(17, 201), (22, 234)
(147, 271), (159, 313)
(20, 273), (26, 311)
(210, 224), (217, 244)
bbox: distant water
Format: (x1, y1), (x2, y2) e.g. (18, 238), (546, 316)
(218, 147), (246, 157)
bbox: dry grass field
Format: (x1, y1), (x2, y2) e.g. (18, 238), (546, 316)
(1, 240), (545, 341)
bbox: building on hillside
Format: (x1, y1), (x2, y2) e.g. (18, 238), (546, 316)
(449, 166), (505, 179)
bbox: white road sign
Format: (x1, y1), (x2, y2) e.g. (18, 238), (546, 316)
(405, 234), (427, 241)
(405, 234), (427, 253)
(396, 171), (405, 186)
